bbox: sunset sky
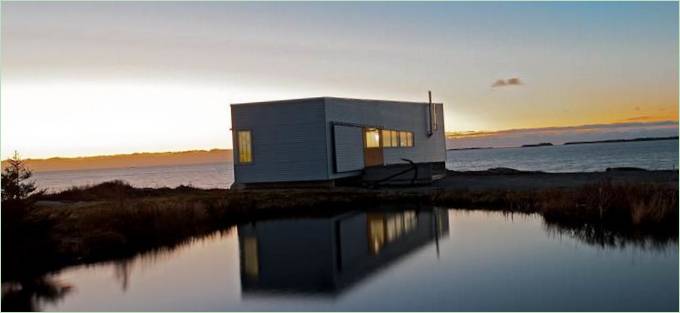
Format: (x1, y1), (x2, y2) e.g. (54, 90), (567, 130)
(2, 2), (678, 159)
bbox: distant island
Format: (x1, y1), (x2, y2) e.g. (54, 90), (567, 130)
(564, 136), (679, 145)
(1, 149), (233, 173)
(521, 142), (553, 148)
(446, 147), (494, 151)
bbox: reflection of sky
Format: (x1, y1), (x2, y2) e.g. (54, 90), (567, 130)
(2, 2), (677, 158)
(40, 210), (677, 311)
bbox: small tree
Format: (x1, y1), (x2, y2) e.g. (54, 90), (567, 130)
(1, 151), (43, 205)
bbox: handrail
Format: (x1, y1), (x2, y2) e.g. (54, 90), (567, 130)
(369, 158), (418, 188)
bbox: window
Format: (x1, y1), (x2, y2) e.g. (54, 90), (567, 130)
(382, 130), (392, 147)
(381, 130), (400, 148)
(390, 130), (399, 147)
(382, 129), (398, 147)
(399, 131), (413, 147)
(365, 128), (381, 148)
(237, 130), (252, 163)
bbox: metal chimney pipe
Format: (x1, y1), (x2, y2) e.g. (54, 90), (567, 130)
(427, 91), (434, 137)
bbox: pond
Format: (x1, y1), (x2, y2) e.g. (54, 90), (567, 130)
(3, 209), (677, 311)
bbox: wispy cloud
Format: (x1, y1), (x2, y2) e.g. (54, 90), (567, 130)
(491, 77), (522, 88)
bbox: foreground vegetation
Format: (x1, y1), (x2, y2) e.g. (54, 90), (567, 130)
(3, 177), (678, 281)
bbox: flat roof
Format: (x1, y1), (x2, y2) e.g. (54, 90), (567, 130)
(231, 96), (442, 106)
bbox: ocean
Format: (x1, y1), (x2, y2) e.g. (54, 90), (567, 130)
(33, 139), (678, 191)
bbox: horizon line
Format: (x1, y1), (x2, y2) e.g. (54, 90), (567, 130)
(3, 119), (678, 161)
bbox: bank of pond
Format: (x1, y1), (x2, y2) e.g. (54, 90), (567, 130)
(3, 177), (677, 283)
(3, 201), (677, 311)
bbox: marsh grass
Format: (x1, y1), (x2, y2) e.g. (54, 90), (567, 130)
(4, 179), (676, 280)
(537, 181), (678, 230)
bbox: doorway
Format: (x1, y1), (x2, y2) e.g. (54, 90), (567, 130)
(363, 128), (384, 167)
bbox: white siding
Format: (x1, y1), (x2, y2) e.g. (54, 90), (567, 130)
(231, 97), (446, 184)
(323, 98), (446, 180)
(333, 124), (364, 172)
(231, 98), (329, 183)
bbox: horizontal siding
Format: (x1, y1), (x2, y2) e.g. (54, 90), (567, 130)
(231, 97), (446, 184)
(231, 99), (328, 183)
(324, 98), (446, 179)
(333, 125), (364, 172)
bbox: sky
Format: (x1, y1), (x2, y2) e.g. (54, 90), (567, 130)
(447, 120), (678, 149)
(2, 2), (678, 159)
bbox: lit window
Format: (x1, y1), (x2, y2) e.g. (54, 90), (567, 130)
(237, 130), (252, 163)
(382, 129), (392, 147)
(390, 130), (399, 147)
(399, 131), (413, 147)
(382, 129), (400, 148)
(365, 128), (381, 148)
(381, 130), (401, 148)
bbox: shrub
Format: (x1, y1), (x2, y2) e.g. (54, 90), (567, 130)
(2, 151), (44, 217)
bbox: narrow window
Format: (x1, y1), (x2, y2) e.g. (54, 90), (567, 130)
(391, 130), (399, 147)
(237, 130), (252, 163)
(365, 128), (381, 148)
(382, 129), (392, 147)
(399, 131), (414, 147)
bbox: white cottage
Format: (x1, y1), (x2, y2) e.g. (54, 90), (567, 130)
(230, 96), (446, 188)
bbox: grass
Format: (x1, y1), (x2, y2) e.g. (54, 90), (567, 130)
(3, 179), (677, 280)
(432, 180), (678, 246)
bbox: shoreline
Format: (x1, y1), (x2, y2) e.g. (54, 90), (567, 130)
(448, 136), (678, 151)
(3, 169), (678, 282)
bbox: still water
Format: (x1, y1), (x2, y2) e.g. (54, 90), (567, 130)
(9, 209), (677, 311)
(446, 139), (679, 172)
(32, 140), (679, 192)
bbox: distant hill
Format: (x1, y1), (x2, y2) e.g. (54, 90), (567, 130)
(2, 149), (233, 173)
(564, 136), (678, 145)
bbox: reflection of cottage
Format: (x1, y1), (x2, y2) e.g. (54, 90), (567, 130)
(230, 96), (446, 188)
(238, 209), (449, 296)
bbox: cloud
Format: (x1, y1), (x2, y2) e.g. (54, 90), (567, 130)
(491, 79), (506, 87)
(491, 77), (522, 88)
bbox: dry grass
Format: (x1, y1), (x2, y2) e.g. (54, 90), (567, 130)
(430, 180), (678, 244)
(5, 179), (676, 280)
(431, 180), (677, 227)
(537, 181), (678, 229)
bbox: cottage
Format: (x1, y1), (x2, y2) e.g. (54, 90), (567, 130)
(230, 96), (446, 188)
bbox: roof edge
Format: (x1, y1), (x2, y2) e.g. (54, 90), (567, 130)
(231, 96), (443, 106)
